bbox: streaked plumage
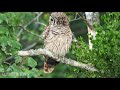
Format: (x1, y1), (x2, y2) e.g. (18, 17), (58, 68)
(43, 12), (72, 73)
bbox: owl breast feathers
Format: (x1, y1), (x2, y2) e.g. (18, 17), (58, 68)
(44, 26), (72, 57)
(43, 12), (72, 57)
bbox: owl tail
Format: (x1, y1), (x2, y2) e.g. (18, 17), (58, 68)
(44, 57), (59, 73)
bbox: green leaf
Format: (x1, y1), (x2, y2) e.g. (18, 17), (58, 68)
(0, 65), (4, 73)
(0, 26), (9, 35)
(15, 56), (22, 63)
(8, 72), (19, 78)
(27, 57), (37, 68)
(0, 14), (6, 23)
(0, 36), (8, 48)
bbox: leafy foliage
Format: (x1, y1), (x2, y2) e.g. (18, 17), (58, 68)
(66, 12), (120, 78)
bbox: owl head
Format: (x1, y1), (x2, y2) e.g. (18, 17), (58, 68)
(49, 12), (69, 26)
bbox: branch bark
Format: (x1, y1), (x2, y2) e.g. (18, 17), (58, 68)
(18, 48), (98, 72)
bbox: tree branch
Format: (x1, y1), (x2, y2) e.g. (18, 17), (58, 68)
(18, 48), (98, 72)
(5, 42), (38, 62)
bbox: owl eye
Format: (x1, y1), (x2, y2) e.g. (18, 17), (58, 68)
(51, 18), (54, 21)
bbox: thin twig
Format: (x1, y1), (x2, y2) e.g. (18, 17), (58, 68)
(75, 12), (78, 19)
(36, 22), (46, 27)
(70, 18), (81, 22)
(17, 12), (43, 37)
(18, 26), (43, 39)
(23, 43), (37, 50)
(3, 61), (11, 65)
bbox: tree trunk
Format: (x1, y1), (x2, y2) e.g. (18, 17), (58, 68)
(85, 12), (100, 50)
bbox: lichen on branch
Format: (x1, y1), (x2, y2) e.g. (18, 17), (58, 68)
(18, 48), (98, 72)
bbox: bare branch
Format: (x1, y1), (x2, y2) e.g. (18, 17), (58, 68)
(18, 48), (98, 72)
(17, 12), (44, 37)
(18, 26), (43, 39)
(5, 42), (38, 62)
(70, 18), (81, 22)
(59, 58), (98, 72)
(36, 22), (46, 27)
(23, 43), (37, 50)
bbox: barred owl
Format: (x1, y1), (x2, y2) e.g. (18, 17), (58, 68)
(43, 12), (72, 73)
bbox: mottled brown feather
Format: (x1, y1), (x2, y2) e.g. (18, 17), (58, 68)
(43, 12), (72, 73)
